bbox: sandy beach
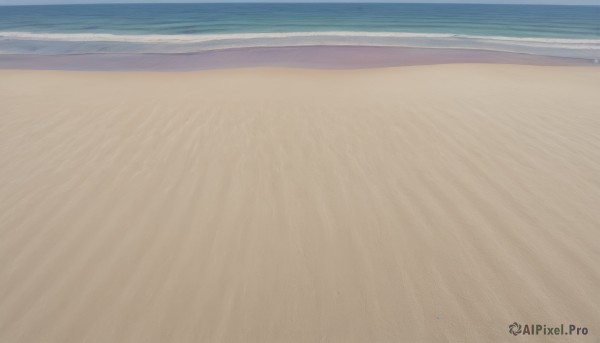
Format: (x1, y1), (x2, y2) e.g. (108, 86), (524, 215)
(1, 64), (599, 342)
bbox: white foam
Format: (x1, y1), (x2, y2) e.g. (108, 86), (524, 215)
(1, 31), (599, 50)
(0, 31), (457, 42)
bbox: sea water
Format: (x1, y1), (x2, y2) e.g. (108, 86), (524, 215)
(0, 3), (598, 59)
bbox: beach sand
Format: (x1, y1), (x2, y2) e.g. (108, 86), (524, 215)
(1, 64), (599, 342)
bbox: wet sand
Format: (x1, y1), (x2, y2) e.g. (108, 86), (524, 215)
(0, 46), (594, 71)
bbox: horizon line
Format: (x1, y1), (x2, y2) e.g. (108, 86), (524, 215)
(2, 1), (600, 5)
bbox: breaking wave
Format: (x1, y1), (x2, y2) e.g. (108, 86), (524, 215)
(1, 31), (600, 50)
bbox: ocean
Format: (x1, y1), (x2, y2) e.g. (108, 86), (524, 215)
(0, 3), (599, 59)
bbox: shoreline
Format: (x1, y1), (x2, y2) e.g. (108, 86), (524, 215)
(0, 45), (596, 71)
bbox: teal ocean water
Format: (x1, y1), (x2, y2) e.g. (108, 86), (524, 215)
(0, 4), (599, 59)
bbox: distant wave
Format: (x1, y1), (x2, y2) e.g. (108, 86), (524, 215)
(1, 31), (600, 50)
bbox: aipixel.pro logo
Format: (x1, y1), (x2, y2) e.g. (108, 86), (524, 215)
(509, 322), (588, 336)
